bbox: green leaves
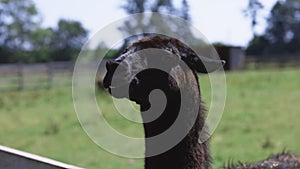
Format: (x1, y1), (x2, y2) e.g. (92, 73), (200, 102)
(246, 0), (300, 55)
(51, 19), (88, 61)
(0, 0), (89, 63)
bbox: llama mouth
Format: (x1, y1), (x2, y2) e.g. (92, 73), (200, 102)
(108, 77), (138, 90)
(107, 83), (130, 98)
(108, 82), (129, 90)
(107, 85), (123, 92)
(108, 85), (117, 89)
(104, 77), (128, 90)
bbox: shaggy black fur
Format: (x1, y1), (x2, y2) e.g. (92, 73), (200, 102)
(103, 36), (216, 169)
(225, 152), (300, 169)
(103, 36), (300, 169)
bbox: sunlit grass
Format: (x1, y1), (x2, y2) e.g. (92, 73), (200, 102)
(0, 68), (299, 169)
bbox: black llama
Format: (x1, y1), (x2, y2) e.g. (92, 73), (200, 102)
(103, 36), (300, 169)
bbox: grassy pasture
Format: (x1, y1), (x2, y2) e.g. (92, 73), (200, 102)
(0, 68), (299, 169)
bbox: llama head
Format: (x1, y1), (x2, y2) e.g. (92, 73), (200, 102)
(103, 36), (224, 105)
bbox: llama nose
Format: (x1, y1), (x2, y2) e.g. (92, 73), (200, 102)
(102, 73), (111, 89)
(106, 61), (119, 72)
(104, 60), (129, 89)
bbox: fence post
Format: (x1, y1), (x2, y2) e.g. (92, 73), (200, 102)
(18, 62), (24, 91)
(47, 61), (53, 89)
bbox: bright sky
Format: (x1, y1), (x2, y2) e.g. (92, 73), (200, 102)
(33, 0), (277, 47)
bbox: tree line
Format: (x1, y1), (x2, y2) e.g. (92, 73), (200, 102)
(245, 0), (300, 56)
(114, 0), (300, 58)
(1, 0), (299, 64)
(0, 0), (88, 63)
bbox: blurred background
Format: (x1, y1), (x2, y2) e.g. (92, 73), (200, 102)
(0, 0), (299, 168)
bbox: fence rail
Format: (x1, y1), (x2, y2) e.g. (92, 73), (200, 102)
(0, 60), (110, 92)
(0, 62), (74, 91)
(0, 56), (299, 91)
(244, 55), (300, 69)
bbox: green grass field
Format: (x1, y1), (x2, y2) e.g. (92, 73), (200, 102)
(0, 68), (299, 169)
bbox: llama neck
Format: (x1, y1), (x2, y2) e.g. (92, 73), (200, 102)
(140, 86), (211, 169)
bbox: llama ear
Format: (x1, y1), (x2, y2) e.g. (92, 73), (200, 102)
(191, 56), (225, 73)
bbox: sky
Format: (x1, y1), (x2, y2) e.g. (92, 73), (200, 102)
(33, 0), (278, 47)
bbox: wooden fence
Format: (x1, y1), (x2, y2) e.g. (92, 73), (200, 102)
(0, 60), (109, 92)
(0, 62), (73, 91)
(0, 56), (299, 91)
(244, 55), (300, 69)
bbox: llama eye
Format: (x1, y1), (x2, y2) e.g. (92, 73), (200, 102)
(131, 77), (139, 85)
